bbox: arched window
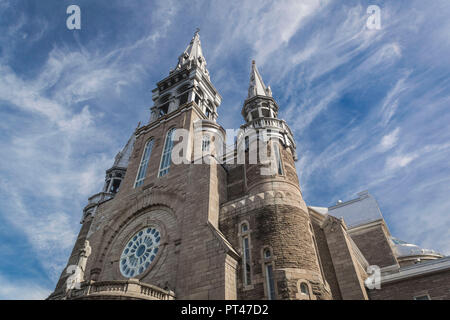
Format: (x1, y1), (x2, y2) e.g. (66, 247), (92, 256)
(135, 139), (154, 187)
(158, 128), (176, 177)
(158, 94), (171, 117)
(240, 222), (252, 286)
(205, 101), (214, 119)
(263, 247), (276, 300)
(261, 108), (271, 118)
(273, 142), (283, 175)
(159, 94), (171, 104)
(202, 135), (210, 153)
(109, 178), (121, 193)
(194, 88), (204, 107)
(177, 84), (191, 106)
(300, 282), (310, 298)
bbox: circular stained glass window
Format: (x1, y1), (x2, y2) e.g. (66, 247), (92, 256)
(119, 227), (161, 278)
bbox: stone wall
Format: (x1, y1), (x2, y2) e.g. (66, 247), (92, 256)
(51, 104), (238, 300)
(220, 190), (328, 300)
(322, 216), (369, 300)
(349, 222), (398, 268)
(369, 269), (450, 300)
(310, 215), (342, 300)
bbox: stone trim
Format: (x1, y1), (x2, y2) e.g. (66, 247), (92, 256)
(207, 222), (240, 260)
(380, 256), (450, 285)
(220, 190), (303, 216)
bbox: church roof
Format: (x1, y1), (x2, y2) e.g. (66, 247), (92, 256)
(112, 132), (136, 168)
(248, 60), (272, 99)
(309, 206), (329, 215)
(390, 237), (443, 258)
(327, 191), (384, 228)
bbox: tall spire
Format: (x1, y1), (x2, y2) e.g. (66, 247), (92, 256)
(175, 29), (209, 78)
(150, 30), (221, 123)
(248, 60), (272, 99)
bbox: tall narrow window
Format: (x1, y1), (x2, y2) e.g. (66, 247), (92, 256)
(264, 249), (276, 300)
(179, 92), (189, 106)
(273, 142), (283, 175)
(265, 264), (275, 300)
(202, 135), (210, 153)
(135, 139), (154, 187)
(159, 128), (176, 177)
(241, 223), (251, 286)
(243, 237), (251, 286)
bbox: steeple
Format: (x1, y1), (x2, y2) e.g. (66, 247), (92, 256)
(149, 30), (221, 123)
(80, 131), (136, 224)
(174, 29), (209, 79)
(242, 61), (278, 122)
(248, 60), (272, 98)
(240, 60), (297, 160)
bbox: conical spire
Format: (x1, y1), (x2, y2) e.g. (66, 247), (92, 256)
(248, 60), (272, 99)
(175, 29), (209, 78)
(113, 132), (136, 168)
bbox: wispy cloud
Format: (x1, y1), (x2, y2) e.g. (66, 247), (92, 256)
(378, 127), (400, 152)
(0, 274), (51, 300)
(0, 0), (449, 299)
(0, 0), (177, 287)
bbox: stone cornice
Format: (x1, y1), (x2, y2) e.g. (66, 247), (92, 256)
(379, 256), (450, 285)
(220, 189), (305, 217)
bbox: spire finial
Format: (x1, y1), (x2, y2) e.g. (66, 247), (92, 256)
(248, 60), (271, 98)
(175, 28), (210, 78)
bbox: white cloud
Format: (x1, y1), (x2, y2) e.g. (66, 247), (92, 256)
(385, 153), (418, 171)
(209, 0), (330, 65)
(380, 73), (411, 127)
(0, 274), (51, 300)
(378, 127), (400, 152)
(0, 0), (183, 287)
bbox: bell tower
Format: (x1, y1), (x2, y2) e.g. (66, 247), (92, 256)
(49, 31), (239, 300)
(149, 29), (220, 124)
(219, 61), (331, 300)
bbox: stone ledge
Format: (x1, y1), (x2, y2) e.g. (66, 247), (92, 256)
(61, 279), (175, 300)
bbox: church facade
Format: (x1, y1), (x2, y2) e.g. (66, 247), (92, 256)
(48, 32), (450, 300)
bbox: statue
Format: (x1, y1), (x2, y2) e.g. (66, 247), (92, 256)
(66, 240), (92, 291)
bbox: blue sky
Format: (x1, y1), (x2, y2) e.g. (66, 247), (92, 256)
(0, 0), (449, 299)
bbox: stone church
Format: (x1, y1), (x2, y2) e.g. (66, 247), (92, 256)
(48, 32), (450, 300)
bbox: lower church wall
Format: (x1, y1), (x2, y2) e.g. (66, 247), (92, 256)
(220, 199), (329, 300)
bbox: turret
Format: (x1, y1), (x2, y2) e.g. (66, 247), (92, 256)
(220, 61), (330, 300)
